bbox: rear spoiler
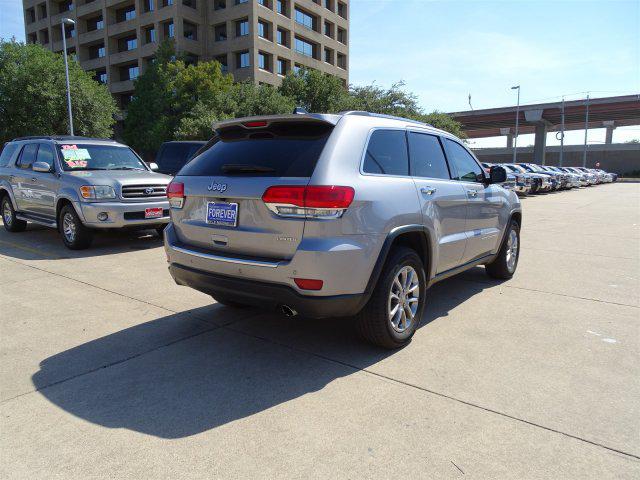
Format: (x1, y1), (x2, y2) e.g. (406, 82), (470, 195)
(212, 113), (340, 132)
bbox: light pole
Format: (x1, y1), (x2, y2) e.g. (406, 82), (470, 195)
(558, 97), (565, 166)
(511, 85), (520, 163)
(582, 94), (590, 167)
(61, 18), (75, 136)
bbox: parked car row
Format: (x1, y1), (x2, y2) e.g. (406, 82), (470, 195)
(481, 161), (617, 195)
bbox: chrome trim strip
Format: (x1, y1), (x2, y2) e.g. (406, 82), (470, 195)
(170, 244), (281, 268)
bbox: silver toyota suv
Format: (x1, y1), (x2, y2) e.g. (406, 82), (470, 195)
(164, 111), (522, 348)
(0, 136), (172, 249)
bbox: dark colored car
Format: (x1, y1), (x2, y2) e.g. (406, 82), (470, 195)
(154, 141), (206, 176)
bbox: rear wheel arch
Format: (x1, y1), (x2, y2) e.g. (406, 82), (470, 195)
(55, 198), (76, 230)
(0, 187), (16, 209)
(365, 225), (433, 295)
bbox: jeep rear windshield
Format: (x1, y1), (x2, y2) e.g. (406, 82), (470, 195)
(178, 122), (333, 177)
(57, 144), (147, 171)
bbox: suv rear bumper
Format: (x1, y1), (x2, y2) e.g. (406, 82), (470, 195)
(169, 263), (368, 319)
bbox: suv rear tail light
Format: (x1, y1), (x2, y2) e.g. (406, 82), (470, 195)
(262, 185), (355, 219)
(167, 181), (184, 209)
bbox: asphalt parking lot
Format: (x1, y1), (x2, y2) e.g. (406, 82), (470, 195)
(1, 183), (638, 478)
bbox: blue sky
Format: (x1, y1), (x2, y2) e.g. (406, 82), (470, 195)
(1, 0), (638, 144)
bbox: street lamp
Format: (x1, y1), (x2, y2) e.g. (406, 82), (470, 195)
(61, 18), (75, 136)
(511, 85), (521, 163)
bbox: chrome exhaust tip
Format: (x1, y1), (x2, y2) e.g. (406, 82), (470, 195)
(280, 305), (298, 317)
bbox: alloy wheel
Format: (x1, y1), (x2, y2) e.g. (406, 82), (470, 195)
(2, 200), (12, 226)
(62, 213), (76, 243)
(506, 229), (519, 273)
(388, 266), (420, 333)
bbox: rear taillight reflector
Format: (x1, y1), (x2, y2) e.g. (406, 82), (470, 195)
(262, 185), (354, 219)
(294, 278), (324, 290)
(167, 181), (184, 209)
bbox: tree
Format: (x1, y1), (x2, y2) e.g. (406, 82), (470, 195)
(349, 81), (422, 117)
(279, 67), (352, 112)
(0, 39), (116, 144)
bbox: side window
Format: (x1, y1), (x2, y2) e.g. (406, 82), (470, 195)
(17, 144), (39, 170)
(408, 132), (450, 179)
(0, 144), (18, 167)
(444, 139), (484, 182)
(362, 130), (409, 176)
(36, 143), (55, 169)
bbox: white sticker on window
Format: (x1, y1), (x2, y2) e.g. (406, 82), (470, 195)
(61, 146), (91, 168)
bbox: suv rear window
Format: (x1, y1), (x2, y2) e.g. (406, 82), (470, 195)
(156, 143), (204, 174)
(179, 122), (332, 177)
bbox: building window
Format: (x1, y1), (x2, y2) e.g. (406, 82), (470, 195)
(87, 16), (104, 32)
(116, 5), (136, 22)
(257, 0), (270, 7)
(182, 0), (196, 8)
(258, 51), (271, 71)
(337, 0), (346, 18)
(163, 0), (174, 6)
(183, 21), (197, 40)
(276, 0), (287, 16)
(64, 24), (75, 39)
(276, 57), (287, 75)
(324, 0), (333, 11)
(236, 0), (248, 4)
(235, 19), (249, 36)
(337, 27), (346, 44)
(27, 33), (37, 44)
(38, 3), (47, 19)
(324, 20), (333, 38)
(144, 26), (156, 43)
(39, 29), (49, 44)
(294, 8), (315, 30)
(118, 35), (137, 52)
(120, 65), (139, 81)
(143, 0), (154, 12)
(94, 69), (107, 84)
(292, 64), (301, 74)
(164, 21), (174, 38)
(58, 0), (73, 13)
(324, 47), (333, 64)
(26, 8), (36, 23)
(120, 93), (134, 108)
(276, 27), (289, 47)
(337, 52), (346, 69)
(257, 20), (270, 39)
(89, 44), (105, 59)
(294, 37), (314, 58)
(214, 0), (226, 10)
(214, 23), (227, 41)
(236, 50), (250, 68)
(215, 54), (228, 72)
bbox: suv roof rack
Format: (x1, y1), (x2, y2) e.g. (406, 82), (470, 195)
(339, 111), (433, 128)
(11, 135), (116, 142)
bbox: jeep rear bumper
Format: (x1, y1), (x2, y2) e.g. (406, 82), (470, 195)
(169, 263), (368, 319)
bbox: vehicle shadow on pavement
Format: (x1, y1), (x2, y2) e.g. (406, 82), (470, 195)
(31, 269), (502, 439)
(0, 222), (163, 260)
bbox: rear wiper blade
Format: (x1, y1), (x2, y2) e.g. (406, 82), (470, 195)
(221, 164), (275, 174)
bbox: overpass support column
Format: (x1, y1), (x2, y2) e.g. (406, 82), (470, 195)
(533, 123), (547, 165)
(506, 134), (513, 148)
(604, 121), (615, 144)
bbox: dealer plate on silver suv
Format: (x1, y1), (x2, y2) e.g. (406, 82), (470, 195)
(206, 201), (238, 227)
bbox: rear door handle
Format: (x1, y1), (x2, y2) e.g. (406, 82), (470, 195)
(420, 186), (437, 195)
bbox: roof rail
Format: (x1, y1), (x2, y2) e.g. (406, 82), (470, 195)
(339, 111), (433, 127)
(11, 135), (115, 142)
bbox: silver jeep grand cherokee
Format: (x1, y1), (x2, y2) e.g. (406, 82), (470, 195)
(0, 136), (172, 249)
(165, 111), (522, 348)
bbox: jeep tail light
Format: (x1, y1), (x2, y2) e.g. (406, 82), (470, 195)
(167, 181), (184, 209)
(262, 185), (355, 219)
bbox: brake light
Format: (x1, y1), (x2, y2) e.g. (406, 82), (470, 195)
(262, 185), (354, 219)
(294, 278), (324, 290)
(243, 121), (268, 128)
(167, 181), (184, 209)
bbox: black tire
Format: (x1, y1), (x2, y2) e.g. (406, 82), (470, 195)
(1, 195), (27, 232)
(59, 205), (93, 250)
(355, 246), (426, 349)
(485, 220), (520, 279)
(211, 295), (249, 309)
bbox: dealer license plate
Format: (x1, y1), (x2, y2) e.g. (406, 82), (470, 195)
(145, 207), (164, 219)
(206, 202), (238, 227)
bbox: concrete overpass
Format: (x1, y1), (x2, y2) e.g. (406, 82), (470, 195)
(450, 94), (640, 164)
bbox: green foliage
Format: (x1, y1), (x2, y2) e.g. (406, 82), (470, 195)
(279, 67), (353, 113)
(0, 39), (116, 144)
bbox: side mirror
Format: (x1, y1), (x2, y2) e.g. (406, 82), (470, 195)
(148, 162), (159, 171)
(32, 161), (53, 173)
(489, 166), (507, 184)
